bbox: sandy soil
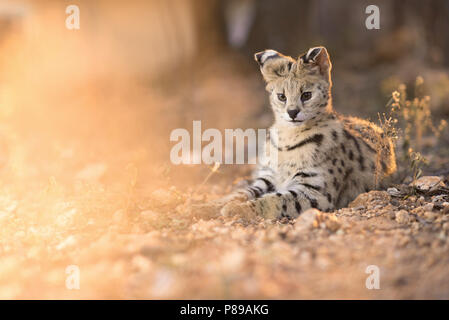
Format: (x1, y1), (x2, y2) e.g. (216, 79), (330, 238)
(2, 169), (449, 299)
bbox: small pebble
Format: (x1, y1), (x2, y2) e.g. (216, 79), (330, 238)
(395, 210), (411, 224)
(424, 211), (436, 221)
(387, 187), (401, 196)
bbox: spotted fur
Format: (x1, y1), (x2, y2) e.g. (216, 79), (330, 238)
(222, 46), (396, 219)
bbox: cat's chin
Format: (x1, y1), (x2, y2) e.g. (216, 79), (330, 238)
(283, 119), (306, 127)
(277, 114), (309, 127)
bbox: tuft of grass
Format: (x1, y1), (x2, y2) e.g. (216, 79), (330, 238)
(381, 76), (447, 184)
(407, 148), (428, 183)
(397, 77), (447, 153)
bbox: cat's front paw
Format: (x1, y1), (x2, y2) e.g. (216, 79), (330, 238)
(220, 201), (256, 220)
(221, 194), (284, 220)
(251, 194), (283, 220)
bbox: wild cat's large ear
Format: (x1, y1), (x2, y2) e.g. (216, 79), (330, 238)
(254, 50), (295, 83)
(298, 46), (332, 81)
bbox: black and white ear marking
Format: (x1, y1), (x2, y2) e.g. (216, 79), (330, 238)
(301, 47), (322, 63)
(255, 50), (295, 83)
(298, 46), (332, 80)
(254, 50), (281, 67)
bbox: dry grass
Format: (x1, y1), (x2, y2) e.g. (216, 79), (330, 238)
(378, 77), (447, 185)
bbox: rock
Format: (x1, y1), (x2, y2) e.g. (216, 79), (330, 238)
(411, 176), (445, 192)
(418, 196), (426, 205)
(432, 195), (446, 203)
(323, 215), (341, 232)
(423, 203), (434, 211)
(391, 199), (400, 206)
(295, 209), (341, 232)
(349, 191), (390, 208)
(424, 211), (436, 221)
(395, 210), (411, 224)
(387, 187), (401, 196)
(294, 208), (320, 231)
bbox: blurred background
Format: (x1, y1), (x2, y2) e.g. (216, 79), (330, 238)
(0, 0), (449, 299)
(1, 0), (449, 180)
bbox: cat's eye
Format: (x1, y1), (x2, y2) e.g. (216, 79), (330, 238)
(277, 93), (287, 102)
(301, 92), (312, 102)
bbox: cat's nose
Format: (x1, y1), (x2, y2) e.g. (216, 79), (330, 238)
(287, 108), (299, 120)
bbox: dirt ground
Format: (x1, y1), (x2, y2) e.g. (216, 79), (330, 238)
(1, 48), (449, 299)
